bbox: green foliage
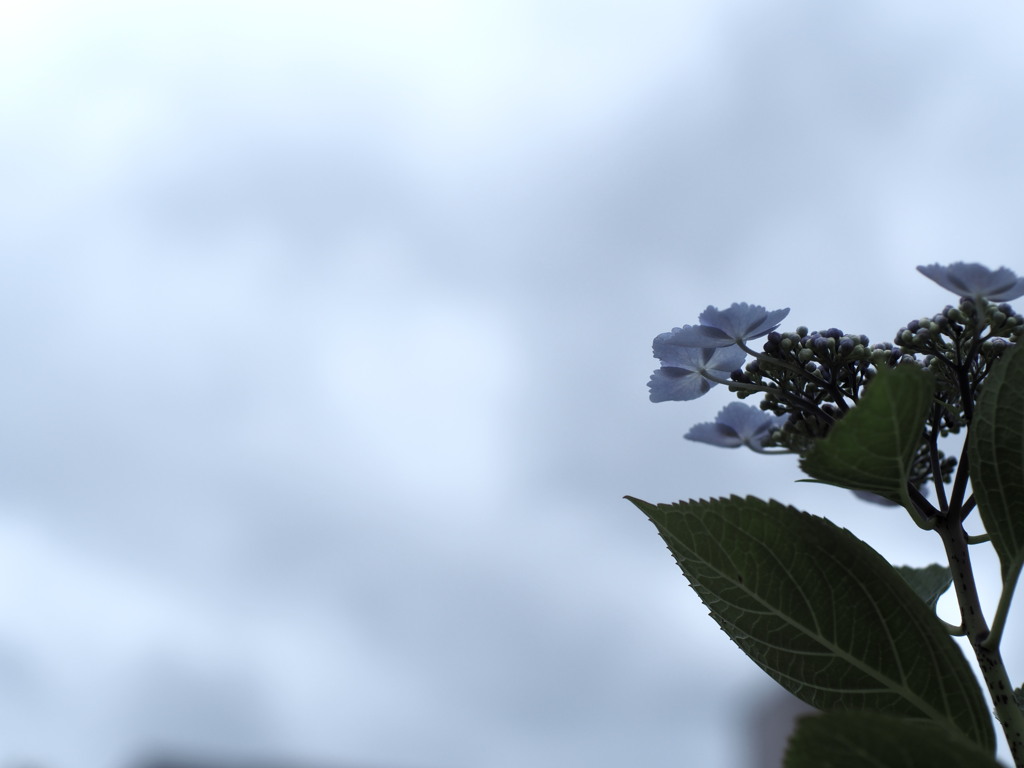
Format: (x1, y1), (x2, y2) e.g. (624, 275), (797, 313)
(969, 344), (1024, 578)
(784, 713), (1003, 768)
(799, 365), (934, 508)
(625, 495), (995, 753)
(893, 564), (952, 612)
(637, 265), (1024, 765)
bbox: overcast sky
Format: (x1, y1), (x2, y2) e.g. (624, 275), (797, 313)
(1, 1), (1023, 767)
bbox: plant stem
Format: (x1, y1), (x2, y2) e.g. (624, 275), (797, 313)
(949, 441), (972, 519)
(983, 560), (1022, 652)
(701, 372), (832, 420)
(936, 514), (1024, 766)
(926, 411), (949, 514)
(905, 484), (939, 530)
(736, 338), (853, 411)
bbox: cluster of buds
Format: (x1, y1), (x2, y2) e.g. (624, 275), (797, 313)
(895, 299), (1024, 434)
(732, 327), (899, 451)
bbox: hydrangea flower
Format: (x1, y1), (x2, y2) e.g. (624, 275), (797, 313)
(662, 303), (790, 348)
(648, 344), (746, 402)
(917, 262), (1024, 303)
(685, 402), (787, 451)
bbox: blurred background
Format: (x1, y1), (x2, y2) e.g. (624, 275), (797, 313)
(0, 1), (1023, 766)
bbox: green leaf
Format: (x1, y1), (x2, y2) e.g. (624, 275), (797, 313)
(800, 364), (934, 507)
(784, 712), (1003, 768)
(626, 495), (994, 753)
(893, 564), (952, 612)
(968, 344), (1024, 578)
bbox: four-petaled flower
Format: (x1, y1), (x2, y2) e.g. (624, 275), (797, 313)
(662, 303), (790, 348)
(685, 402), (787, 452)
(648, 344), (746, 402)
(917, 262), (1024, 303)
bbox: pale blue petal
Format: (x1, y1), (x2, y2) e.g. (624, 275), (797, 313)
(651, 328), (694, 363)
(685, 421), (744, 447)
(648, 367), (712, 402)
(662, 324), (735, 348)
(647, 346), (747, 402)
(685, 403), (786, 450)
(917, 262), (1024, 302)
(652, 338), (746, 372)
(652, 326), (732, 356)
(716, 402), (786, 450)
(698, 303), (790, 343)
(652, 303), (789, 351)
(703, 345), (748, 375)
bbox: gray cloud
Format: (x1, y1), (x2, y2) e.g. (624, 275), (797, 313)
(0, 1), (1021, 766)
